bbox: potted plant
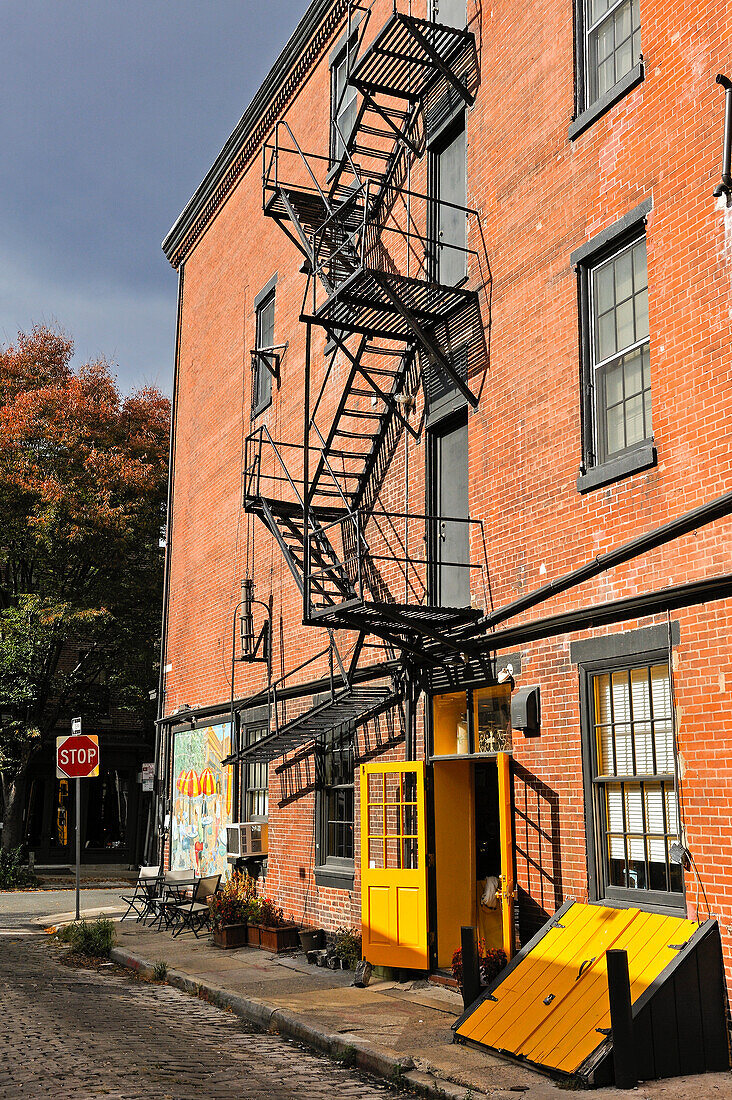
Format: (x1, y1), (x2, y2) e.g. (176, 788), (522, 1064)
(255, 896), (300, 952)
(333, 927), (362, 969)
(209, 871), (257, 949)
(451, 941), (507, 990)
(245, 895), (262, 946)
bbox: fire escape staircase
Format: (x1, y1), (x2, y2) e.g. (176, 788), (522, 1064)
(250, 8), (485, 667)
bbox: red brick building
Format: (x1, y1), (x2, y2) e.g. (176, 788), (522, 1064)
(157, 0), (732, 1015)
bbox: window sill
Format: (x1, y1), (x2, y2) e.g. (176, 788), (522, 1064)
(599, 890), (686, 916)
(250, 396), (272, 420)
(577, 442), (656, 493)
(569, 62), (644, 141)
(314, 864), (354, 890)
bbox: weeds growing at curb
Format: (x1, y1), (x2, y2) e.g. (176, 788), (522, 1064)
(335, 1045), (357, 1068)
(152, 960), (168, 981)
(58, 917), (115, 958)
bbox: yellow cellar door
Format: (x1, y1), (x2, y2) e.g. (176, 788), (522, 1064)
(360, 761), (429, 969)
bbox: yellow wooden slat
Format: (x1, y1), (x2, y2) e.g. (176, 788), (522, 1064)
(535, 910), (662, 1070)
(461, 903), (608, 1048)
(552, 913), (697, 1073)
(499, 906), (638, 1057)
(460, 904), (594, 1047)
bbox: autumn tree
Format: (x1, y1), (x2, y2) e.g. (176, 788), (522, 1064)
(0, 325), (170, 850)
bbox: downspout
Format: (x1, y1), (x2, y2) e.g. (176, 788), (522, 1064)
(149, 264), (184, 865)
(713, 74), (732, 203)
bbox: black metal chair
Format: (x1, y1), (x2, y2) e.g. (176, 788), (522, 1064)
(120, 866), (161, 922)
(171, 873), (221, 938)
(149, 869), (197, 931)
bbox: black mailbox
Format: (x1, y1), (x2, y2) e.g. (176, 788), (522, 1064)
(511, 685), (540, 736)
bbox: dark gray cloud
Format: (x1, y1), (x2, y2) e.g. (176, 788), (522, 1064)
(0, 0), (306, 393)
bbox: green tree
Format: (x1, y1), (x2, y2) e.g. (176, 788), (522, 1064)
(0, 326), (170, 849)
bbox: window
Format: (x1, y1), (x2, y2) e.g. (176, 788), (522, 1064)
(589, 237), (650, 463)
(330, 42), (358, 164)
(585, 0), (641, 104)
(571, 0), (643, 138)
(573, 203), (655, 491)
(316, 727), (355, 874)
(582, 658), (684, 910)
(252, 288), (274, 417)
(242, 724), (269, 820)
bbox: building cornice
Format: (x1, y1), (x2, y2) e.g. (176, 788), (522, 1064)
(162, 0), (348, 269)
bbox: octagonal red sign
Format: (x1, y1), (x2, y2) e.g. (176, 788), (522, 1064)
(56, 734), (100, 779)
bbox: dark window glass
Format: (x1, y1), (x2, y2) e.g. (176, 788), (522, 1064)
(321, 728), (354, 863)
(330, 46), (358, 163)
(252, 292), (274, 416)
(589, 662), (683, 901)
(243, 724), (269, 820)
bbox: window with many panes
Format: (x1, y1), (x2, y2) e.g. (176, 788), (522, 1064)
(585, 0), (641, 105)
(318, 727), (354, 867)
(252, 289), (274, 417)
(583, 658), (684, 909)
(242, 724), (269, 820)
(589, 236), (650, 463)
(330, 42), (358, 164)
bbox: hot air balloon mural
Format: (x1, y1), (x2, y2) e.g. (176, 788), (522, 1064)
(170, 721), (233, 877)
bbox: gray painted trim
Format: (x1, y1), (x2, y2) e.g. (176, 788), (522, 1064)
(570, 196), (653, 266)
(569, 61), (644, 141)
(162, 0), (339, 262)
(254, 273), (278, 309)
(569, 621), (680, 665)
(313, 865), (355, 889)
(577, 441), (656, 493)
(329, 13), (361, 64)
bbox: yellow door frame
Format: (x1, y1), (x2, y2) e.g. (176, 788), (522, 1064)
(497, 751), (515, 960)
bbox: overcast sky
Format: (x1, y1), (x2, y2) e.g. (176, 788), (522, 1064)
(0, 0), (306, 395)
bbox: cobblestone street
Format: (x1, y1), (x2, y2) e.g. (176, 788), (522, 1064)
(0, 936), (396, 1100)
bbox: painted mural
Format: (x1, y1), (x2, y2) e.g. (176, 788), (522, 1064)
(171, 722), (232, 878)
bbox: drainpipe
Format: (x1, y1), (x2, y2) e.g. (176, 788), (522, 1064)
(148, 264), (184, 865)
(713, 74), (732, 203)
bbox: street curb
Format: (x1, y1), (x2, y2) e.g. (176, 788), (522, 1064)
(109, 946), (486, 1100)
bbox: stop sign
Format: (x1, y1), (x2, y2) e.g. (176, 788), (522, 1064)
(56, 735), (100, 779)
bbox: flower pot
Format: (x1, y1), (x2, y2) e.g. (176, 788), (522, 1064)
(246, 924), (261, 947)
(299, 928), (324, 953)
(213, 923), (248, 949)
(258, 923), (300, 953)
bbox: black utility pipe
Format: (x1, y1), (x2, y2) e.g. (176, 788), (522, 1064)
(713, 74), (732, 200)
(475, 572), (732, 653)
(607, 949), (637, 1089)
(147, 265), (184, 866)
(469, 489), (732, 634)
(461, 926), (482, 1010)
(159, 657), (402, 731)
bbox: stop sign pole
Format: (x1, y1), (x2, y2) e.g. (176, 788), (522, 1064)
(56, 718), (100, 920)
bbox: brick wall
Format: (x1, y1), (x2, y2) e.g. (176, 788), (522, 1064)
(162, 0), (732, 976)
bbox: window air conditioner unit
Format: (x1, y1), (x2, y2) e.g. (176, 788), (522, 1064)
(226, 822), (268, 862)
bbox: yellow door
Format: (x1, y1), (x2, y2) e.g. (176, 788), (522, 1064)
(497, 752), (515, 960)
(360, 761), (429, 969)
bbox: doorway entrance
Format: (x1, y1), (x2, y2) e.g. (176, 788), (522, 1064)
(430, 688), (516, 969)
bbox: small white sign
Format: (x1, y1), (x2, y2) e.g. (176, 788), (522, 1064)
(71, 716), (82, 735)
(141, 762), (155, 792)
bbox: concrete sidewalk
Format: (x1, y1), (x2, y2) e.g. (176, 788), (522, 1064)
(109, 919), (732, 1100)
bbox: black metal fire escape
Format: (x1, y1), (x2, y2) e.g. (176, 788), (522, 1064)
(241, 1), (487, 765)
